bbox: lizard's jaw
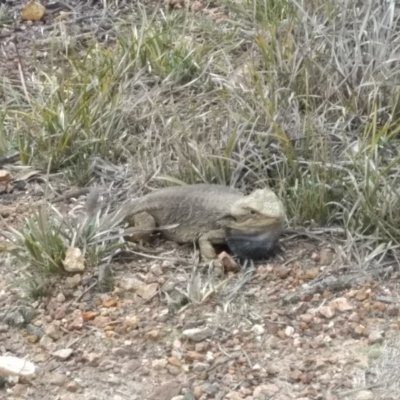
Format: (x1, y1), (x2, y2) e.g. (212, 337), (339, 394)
(225, 223), (284, 260)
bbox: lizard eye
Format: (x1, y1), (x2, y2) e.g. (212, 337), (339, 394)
(249, 210), (256, 215)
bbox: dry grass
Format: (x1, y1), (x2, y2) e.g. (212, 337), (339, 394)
(1, 0), (400, 283)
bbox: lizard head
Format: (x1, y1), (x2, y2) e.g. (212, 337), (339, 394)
(221, 187), (286, 232)
(219, 187), (286, 260)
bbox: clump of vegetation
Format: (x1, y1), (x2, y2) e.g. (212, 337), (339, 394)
(1, 0), (400, 282)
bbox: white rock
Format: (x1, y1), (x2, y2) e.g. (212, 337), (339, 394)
(285, 326), (294, 337)
(182, 327), (212, 342)
(0, 356), (35, 378)
(251, 324), (265, 335)
(62, 247), (85, 272)
(53, 348), (73, 360)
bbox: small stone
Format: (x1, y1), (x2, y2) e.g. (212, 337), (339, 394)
(87, 353), (101, 367)
(152, 359), (168, 370)
(45, 324), (62, 340)
(349, 312), (361, 322)
(53, 349), (73, 360)
(147, 329), (160, 339)
(122, 315), (140, 332)
(193, 386), (203, 399)
(137, 283), (159, 301)
(330, 297), (353, 312)
(49, 373), (67, 386)
(355, 289), (368, 301)
(39, 334), (55, 350)
(185, 351), (205, 361)
(150, 264), (163, 276)
(148, 382), (181, 399)
(319, 248), (334, 266)
(354, 325), (365, 336)
(253, 384), (279, 397)
(285, 326), (294, 337)
(168, 357), (181, 367)
(304, 268), (319, 280)
(300, 314), (313, 323)
(356, 390), (374, 400)
(119, 278), (143, 292)
(193, 362), (209, 372)
(319, 306), (335, 319)
(92, 315), (111, 328)
(57, 293), (66, 303)
(251, 324), (265, 335)
(276, 266), (290, 279)
(289, 369), (303, 381)
(372, 301), (386, 312)
(68, 316), (83, 330)
(65, 274), (82, 289)
(368, 330), (384, 344)
(112, 347), (127, 357)
(66, 380), (80, 392)
(203, 383), (220, 396)
(182, 327), (212, 342)
(225, 391), (242, 400)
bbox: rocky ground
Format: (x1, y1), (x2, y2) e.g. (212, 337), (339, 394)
(1, 182), (400, 400)
(1, 1), (400, 400)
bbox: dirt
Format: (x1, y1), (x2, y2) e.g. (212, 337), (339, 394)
(0, 184), (400, 400)
(1, 1), (400, 400)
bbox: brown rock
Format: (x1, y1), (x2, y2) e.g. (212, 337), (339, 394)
(93, 316), (111, 328)
(185, 351), (205, 361)
(373, 301), (387, 312)
(137, 282), (159, 301)
(368, 330), (384, 344)
(289, 369), (303, 381)
(253, 384), (279, 397)
(168, 357), (181, 367)
(147, 329), (160, 340)
(66, 380), (80, 392)
(319, 306), (335, 319)
(355, 289), (369, 301)
(299, 313), (313, 323)
(276, 266), (290, 279)
(147, 382), (182, 400)
(304, 268), (319, 280)
(330, 297), (353, 312)
(193, 386), (203, 399)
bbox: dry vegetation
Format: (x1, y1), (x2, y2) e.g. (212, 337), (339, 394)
(1, 0), (400, 398)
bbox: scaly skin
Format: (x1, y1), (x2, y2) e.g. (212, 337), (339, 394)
(124, 183), (286, 260)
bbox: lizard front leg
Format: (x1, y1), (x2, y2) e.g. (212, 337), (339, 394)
(198, 229), (227, 260)
(198, 229), (239, 273)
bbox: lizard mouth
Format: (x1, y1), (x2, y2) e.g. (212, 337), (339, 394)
(225, 226), (283, 260)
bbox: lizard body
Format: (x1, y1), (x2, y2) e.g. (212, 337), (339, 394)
(124, 183), (286, 261)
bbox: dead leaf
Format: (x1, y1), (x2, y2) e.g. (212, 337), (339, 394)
(21, 1), (46, 21)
